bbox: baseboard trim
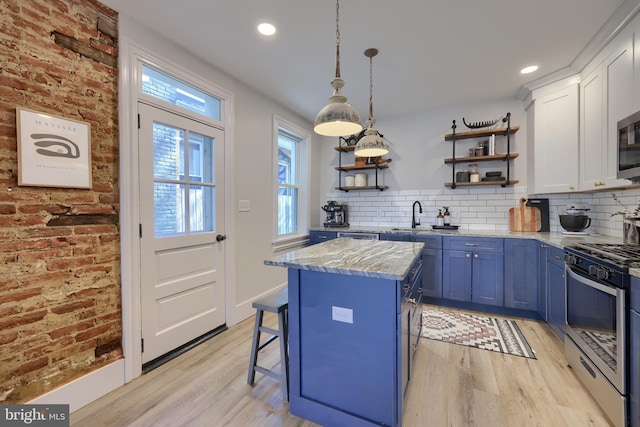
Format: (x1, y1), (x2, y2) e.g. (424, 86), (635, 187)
(28, 359), (125, 413)
(235, 283), (288, 323)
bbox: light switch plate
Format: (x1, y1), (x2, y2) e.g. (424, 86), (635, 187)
(238, 200), (250, 212)
(332, 306), (353, 324)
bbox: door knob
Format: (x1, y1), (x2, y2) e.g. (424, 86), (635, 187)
(216, 234), (227, 242)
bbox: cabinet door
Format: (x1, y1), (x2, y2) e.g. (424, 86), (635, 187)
(547, 261), (565, 341)
(308, 230), (337, 245)
(538, 244), (548, 319)
(471, 252), (504, 306)
(580, 66), (605, 190)
(603, 39), (635, 187)
(529, 83), (579, 194)
(631, 309), (640, 427)
(443, 250), (472, 302)
(504, 239), (539, 311)
(380, 233), (413, 242)
(421, 248), (443, 298)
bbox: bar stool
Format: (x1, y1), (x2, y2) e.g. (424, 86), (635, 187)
(247, 287), (289, 401)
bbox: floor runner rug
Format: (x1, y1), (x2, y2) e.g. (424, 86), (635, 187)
(421, 308), (536, 359)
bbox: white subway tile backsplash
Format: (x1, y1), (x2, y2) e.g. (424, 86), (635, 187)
(328, 187), (640, 238)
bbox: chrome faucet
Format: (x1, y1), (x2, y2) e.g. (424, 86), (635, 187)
(412, 201), (423, 228)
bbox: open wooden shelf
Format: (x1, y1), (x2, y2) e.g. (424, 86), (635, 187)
(444, 125), (520, 141)
(444, 180), (520, 188)
(335, 164), (390, 171)
(335, 185), (389, 191)
(444, 153), (519, 164)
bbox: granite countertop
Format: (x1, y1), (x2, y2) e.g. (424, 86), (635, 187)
(264, 238), (424, 281)
(310, 226), (625, 249)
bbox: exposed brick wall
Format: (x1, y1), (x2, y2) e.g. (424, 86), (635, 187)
(0, 0), (121, 402)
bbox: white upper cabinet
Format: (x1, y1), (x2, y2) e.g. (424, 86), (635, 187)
(580, 35), (634, 190)
(527, 78), (580, 194)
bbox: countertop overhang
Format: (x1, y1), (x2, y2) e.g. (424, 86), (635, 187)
(265, 238), (424, 281)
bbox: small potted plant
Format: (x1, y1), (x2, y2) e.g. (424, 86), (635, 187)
(611, 192), (640, 244)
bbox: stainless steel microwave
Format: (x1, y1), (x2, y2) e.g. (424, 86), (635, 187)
(617, 110), (640, 182)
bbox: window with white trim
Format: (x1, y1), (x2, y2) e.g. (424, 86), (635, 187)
(273, 117), (309, 248)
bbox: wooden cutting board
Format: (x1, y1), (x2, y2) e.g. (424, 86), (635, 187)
(509, 197), (542, 232)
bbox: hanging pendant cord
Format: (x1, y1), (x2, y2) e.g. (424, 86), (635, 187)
(335, 0), (341, 78)
(369, 54), (374, 120)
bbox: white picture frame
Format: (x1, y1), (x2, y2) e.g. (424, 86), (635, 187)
(17, 108), (92, 189)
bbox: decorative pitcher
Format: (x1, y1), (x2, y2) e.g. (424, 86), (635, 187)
(623, 217), (640, 244)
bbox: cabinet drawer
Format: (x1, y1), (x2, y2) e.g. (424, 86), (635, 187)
(443, 236), (503, 252)
(308, 230), (337, 245)
(546, 245), (565, 268)
(414, 234), (442, 249)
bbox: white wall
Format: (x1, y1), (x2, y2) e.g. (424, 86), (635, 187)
(232, 83), (319, 312)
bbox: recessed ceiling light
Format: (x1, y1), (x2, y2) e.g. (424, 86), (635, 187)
(258, 23), (276, 36)
(520, 65), (539, 74)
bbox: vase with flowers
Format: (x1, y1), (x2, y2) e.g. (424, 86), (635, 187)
(611, 192), (640, 244)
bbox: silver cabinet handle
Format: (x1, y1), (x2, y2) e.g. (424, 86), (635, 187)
(540, 244), (547, 248)
(465, 243), (479, 246)
(474, 253), (479, 258)
(466, 253), (471, 258)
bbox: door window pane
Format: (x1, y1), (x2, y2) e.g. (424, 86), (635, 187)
(153, 123), (216, 237)
(153, 123), (183, 180)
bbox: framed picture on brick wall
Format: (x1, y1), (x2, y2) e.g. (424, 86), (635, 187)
(17, 108), (92, 189)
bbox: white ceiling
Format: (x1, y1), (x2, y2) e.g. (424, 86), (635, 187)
(100, 0), (633, 123)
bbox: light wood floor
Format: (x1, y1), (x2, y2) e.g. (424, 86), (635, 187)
(71, 305), (612, 427)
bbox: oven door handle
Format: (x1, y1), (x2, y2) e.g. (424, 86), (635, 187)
(565, 265), (617, 297)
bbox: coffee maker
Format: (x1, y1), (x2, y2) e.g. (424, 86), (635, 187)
(322, 201), (348, 228)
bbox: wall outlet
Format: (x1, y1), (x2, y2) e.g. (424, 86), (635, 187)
(332, 306), (353, 324)
(238, 200), (250, 212)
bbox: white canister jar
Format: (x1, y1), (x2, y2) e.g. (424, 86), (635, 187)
(344, 175), (355, 187)
(355, 173), (368, 187)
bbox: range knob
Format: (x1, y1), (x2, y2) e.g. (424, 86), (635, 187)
(563, 253), (578, 265)
(596, 267), (610, 281)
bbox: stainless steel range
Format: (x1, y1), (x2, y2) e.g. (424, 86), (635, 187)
(564, 243), (634, 427)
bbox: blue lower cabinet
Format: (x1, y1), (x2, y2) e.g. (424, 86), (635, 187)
(472, 251), (504, 306)
(630, 277), (640, 427)
(414, 235), (442, 298)
(288, 257), (422, 426)
(442, 237), (504, 307)
(537, 244), (549, 320)
(631, 309), (639, 427)
(421, 248), (443, 298)
(382, 234), (442, 299)
(504, 239), (539, 311)
(443, 250), (473, 301)
(547, 260), (565, 341)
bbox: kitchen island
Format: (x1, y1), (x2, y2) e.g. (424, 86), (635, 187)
(265, 238), (424, 427)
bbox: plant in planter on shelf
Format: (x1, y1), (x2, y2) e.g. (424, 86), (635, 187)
(611, 193), (640, 244)
(611, 192), (640, 218)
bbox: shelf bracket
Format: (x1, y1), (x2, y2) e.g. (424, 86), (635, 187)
(503, 112), (511, 184)
(451, 120), (457, 189)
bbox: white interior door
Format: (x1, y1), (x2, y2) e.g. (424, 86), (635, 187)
(138, 102), (226, 364)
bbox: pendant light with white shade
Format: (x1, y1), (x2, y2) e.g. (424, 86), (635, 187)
(354, 48), (389, 157)
(313, 0), (362, 137)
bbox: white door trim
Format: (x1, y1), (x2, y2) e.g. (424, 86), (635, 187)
(118, 36), (236, 383)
